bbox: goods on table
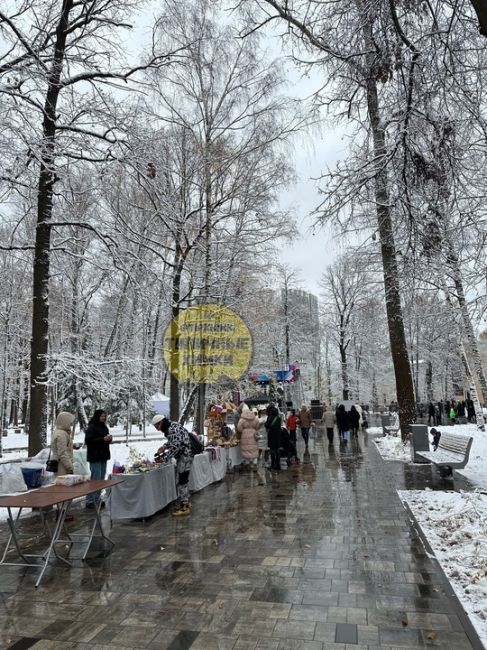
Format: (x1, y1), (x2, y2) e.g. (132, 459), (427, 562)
(54, 474), (86, 486)
(126, 461), (158, 473)
(114, 446), (161, 474)
(215, 436), (239, 448)
(205, 405), (226, 442)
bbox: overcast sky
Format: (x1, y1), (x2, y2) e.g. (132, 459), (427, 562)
(278, 121), (348, 296)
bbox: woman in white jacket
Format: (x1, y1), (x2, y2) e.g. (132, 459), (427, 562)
(237, 406), (261, 468)
(51, 411), (75, 475)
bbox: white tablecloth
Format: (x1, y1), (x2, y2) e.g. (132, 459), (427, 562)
(190, 448), (231, 491)
(108, 464), (177, 519)
(228, 445), (243, 468)
(188, 446), (243, 491)
(189, 452), (214, 492)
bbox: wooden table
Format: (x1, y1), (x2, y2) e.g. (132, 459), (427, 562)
(0, 478), (124, 587)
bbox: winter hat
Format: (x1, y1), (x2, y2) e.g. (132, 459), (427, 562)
(152, 414), (165, 426)
(55, 411), (75, 433)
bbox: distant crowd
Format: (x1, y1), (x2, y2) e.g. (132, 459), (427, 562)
(420, 399), (478, 424)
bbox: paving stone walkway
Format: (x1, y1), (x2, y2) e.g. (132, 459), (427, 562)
(0, 428), (482, 650)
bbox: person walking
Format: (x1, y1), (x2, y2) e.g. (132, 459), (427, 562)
(449, 403), (457, 424)
(84, 409), (112, 509)
(265, 405), (282, 471)
(298, 404), (313, 450)
(428, 401), (435, 425)
(286, 409), (299, 459)
(322, 406), (336, 444)
(336, 404), (350, 439)
(237, 405), (261, 470)
(457, 401), (466, 421)
(256, 408), (268, 466)
(349, 405), (360, 436)
(153, 415), (195, 516)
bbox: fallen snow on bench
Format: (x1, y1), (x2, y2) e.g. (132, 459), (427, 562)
(373, 424), (487, 491)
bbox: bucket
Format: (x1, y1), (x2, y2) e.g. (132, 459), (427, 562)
(20, 464), (44, 490)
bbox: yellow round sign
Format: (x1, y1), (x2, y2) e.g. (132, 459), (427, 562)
(163, 304), (253, 383)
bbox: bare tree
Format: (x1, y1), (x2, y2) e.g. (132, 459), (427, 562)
(249, 0), (417, 438)
(320, 259), (365, 401)
(0, 1), (175, 453)
(142, 0), (298, 421)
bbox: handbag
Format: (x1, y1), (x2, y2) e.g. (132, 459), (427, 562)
(188, 432), (204, 456)
(46, 449), (58, 473)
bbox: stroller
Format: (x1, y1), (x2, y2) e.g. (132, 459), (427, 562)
(280, 426), (299, 466)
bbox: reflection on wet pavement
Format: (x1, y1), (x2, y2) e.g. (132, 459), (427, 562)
(0, 427), (482, 649)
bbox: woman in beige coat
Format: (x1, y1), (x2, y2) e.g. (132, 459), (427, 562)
(322, 406), (336, 444)
(298, 405), (313, 450)
(237, 407), (261, 467)
(51, 411), (75, 475)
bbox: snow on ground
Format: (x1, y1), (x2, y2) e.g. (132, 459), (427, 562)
(372, 423), (487, 645)
(0, 424), (162, 465)
(372, 432), (412, 462)
(399, 489), (487, 646)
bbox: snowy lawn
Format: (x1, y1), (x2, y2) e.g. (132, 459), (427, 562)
(0, 424), (162, 465)
(372, 423), (487, 490)
(399, 489), (487, 646)
(372, 423), (487, 646)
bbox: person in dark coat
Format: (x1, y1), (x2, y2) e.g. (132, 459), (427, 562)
(265, 405), (282, 470)
(349, 405), (360, 436)
(457, 401), (466, 419)
(467, 399), (475, 422)
(430, 428), (441, 451)
(84, 409), (112, 508)
(428, 401), (435, 425)
(336, 404), (350, 439)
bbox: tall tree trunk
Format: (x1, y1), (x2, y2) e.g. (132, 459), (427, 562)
(432, 116), (487, 407)
(29, 0), (74, 456)
(340, 345), (349, 400)
(446, 242), (487, 405)
(180, 383), (199, 426)
(169, 246), (184, 421)
(359, 1), (416, 440)
(71, 258), (87, 429)
(442, 281), (484, 428)
(458, 343), (484, 429)
(104, 277), (129, 357)
(425, 360), (433, 401)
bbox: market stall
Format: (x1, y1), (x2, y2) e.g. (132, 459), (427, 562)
(108, 464), (177, 520)
(189, 447), (229, 492)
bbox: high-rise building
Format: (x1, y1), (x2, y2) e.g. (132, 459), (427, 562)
(284, 288), (321, 403)
(247, 287), (321, 405)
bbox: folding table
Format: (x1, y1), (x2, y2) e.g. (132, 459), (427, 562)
(0, 478), (124, 587)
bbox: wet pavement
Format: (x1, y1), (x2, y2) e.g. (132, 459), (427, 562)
(0, 428), (482, 650)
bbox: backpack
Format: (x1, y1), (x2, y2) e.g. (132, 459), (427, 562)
(188, 432), (204, 456)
